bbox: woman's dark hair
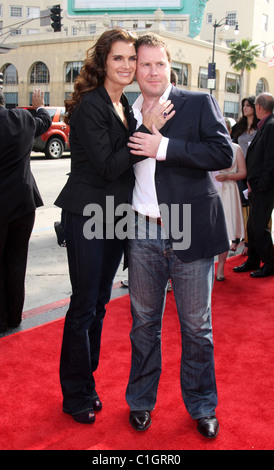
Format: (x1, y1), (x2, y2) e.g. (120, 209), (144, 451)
(233, 96), (259, 140)
(64, 28), (137, 123)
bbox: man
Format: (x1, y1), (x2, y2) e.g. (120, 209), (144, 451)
(125, 33), (233, 438)
(233, 93), (274, 277)
(0, 89), (51, 333)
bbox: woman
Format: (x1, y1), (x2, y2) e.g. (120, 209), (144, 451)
(213, 118), (247, 281)
(231, 96), (259, 254)
(54, 28), (141, 424)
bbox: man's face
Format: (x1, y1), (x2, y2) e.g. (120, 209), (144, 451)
(136, 44), (171, 99)
(255, 102), (263, 120)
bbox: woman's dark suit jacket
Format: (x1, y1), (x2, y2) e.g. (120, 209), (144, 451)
(55, 86), (141, 218)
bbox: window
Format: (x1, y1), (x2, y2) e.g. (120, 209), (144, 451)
(3, 92), (18, 109)
(207, 13), (213, 24)
(225, 73), (240, 94)
(89, 24), (96, 34)
(226, 12), (237, 26)
(27, 29), (39, 35)
(27, 7), (40, 19)
(29, 91), (50, 106)
(171, 62), (188, 86)
(256, 78), (267, 95)
(2, 63), (18, 84)
(259, 42), (266, 58)
(10, 6), (23, 17)
(262, 14), (268, 31)
(30, 62), (50, 84)
(65, 61), (83, 83)
(10, 28), (22, 35)
(224, 101), (239, 119)
(125, 91), (140, 106)
(198, 67), (208, 89)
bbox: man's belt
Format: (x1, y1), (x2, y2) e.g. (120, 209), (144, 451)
(134, 210), (162, 226)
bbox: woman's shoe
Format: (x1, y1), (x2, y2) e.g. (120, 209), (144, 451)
(242, 246), (248, 256)
(216, 276), (225, 282)
(230, 243), (238, 252)
(72, 410), (95, 424)
(92, 397), (103, 412)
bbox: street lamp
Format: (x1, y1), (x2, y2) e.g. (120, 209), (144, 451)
(208, 17), (239, 94)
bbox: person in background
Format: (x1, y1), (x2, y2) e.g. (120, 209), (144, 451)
(0, 89), (51, 334)
(213, 118), (247, 281)
(233, 93), (274, 278)
(231, 96), (259, 255)
(125, 32), (233, 438)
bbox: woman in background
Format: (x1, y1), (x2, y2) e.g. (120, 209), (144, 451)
(214, 118), (247, 280)
(231, 96), (259, 254)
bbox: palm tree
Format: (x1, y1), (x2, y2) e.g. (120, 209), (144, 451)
(228, 39), (260, 115)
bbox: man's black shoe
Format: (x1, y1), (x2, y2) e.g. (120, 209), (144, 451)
(250, 265), (274, 278)
(233, 260), (260, 273)
(197, 416), (219, 438)
(129, 411), (151, 431)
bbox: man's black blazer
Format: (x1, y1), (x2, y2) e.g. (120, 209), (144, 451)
(0, 106), (51, 223)
(55, 86), (143, 218)
(131, 86), (234, 262)
(246, 114), (274, 192)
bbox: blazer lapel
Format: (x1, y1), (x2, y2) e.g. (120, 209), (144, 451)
(160, 86), (186, 136)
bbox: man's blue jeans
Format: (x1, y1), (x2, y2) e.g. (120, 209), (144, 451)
(126, 213), (217, 420)
(60, 210), (124, 415)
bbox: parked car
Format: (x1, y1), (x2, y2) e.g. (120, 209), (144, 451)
(18, 106), (70, 159)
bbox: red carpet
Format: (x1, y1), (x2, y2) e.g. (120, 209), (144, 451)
(0, 255), (274, 451)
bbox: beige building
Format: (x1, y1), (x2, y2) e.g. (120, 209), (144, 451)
(0, 0), (273, 118)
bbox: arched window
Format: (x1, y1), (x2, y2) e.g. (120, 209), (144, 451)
(256, 78), (267, 95)
(30, 62), (50, 84)
(2, 63), (18, 84)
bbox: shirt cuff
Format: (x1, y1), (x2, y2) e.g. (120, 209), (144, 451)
(156, 137), (169, 160)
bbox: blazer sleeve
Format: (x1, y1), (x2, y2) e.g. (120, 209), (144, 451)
(33, 108), (51, 137)
(166, 94), (233, 171)
(73, 98), (141, 182)
(258, 119), (274, 191)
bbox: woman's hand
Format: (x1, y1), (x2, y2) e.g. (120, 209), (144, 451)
(142, 100), (175, 131)
(215, 173), (229, 182)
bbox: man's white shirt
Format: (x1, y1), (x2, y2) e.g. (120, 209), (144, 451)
(131, 85), (171, 218)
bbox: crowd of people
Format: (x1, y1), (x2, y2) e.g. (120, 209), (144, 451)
(1, 28), (274, 440)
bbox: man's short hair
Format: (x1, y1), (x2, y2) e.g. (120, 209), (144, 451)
(135, 32), (171, 63)
(255, 93), (274, 113)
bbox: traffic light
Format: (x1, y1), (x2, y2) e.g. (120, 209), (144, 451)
(50, 4), (62, 32)
(0, 72), (3, 88)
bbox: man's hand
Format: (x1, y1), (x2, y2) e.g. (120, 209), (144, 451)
(32, 89), (45, 110)
(128, 124), (163, 159)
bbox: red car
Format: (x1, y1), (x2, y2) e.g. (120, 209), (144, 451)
(18, 106), (70, 159)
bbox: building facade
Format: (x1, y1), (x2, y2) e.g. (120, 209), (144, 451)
(0, 1), (273, 118)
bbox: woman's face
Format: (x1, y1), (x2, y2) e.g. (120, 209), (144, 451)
(104, 40), (137, 90)
(242, 100), (254, 118)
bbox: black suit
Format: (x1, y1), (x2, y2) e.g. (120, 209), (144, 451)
(0, 106), (51, 332)
(54, 86), (144, 416)
(245, 114), (274, 267)
(129, 87), (233, 261)
(55, 86), (142, 217)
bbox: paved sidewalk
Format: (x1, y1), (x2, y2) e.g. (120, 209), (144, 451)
(0, 265), (129, 338)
